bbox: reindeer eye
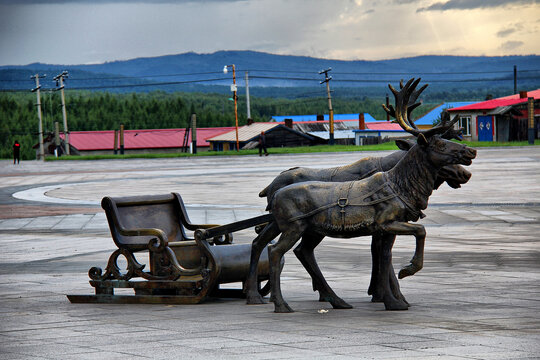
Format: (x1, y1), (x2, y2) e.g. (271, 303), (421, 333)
(437, 143), (446, 151)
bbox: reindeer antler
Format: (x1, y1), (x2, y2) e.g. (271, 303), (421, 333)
(439, 111), (464, 140)
(406, 80), (428, 131)
(382, 78), (424, 136)
(383, 78), (458, 138)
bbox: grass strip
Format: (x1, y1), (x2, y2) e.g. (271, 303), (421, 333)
(44, 139), (540, 161)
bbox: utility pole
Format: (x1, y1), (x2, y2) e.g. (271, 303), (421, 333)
(245, 71), (251, 120)
(31, 74), (46, 160)
(513, 65), (517, 94)
(191, 113), (197, 154)
(54, 71), (70, 155)
(113, 130), (118, 155)
(386, 94), (390, 121)
(54, 122), (61, 156)
(119, 124), (125, 155)
(319, 68), (334, 145)
(528, 97), (535, 145)
(223, 65), (239, 151)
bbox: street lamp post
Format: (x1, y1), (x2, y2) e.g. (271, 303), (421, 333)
(223, 65), (239, 151)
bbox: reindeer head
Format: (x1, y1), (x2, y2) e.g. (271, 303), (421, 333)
(395, 139), (472, 189)
(383, 78), (477, 169)
(435, 164), (472, 189)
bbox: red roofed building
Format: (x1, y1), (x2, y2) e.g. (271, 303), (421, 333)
(447, 90), (539, 142)
(353, 121), (406, 145)
(57, 127), (235, 155)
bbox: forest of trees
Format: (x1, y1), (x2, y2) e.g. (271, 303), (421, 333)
(3, 80), (511, 160)
(2, 89), (421, 160)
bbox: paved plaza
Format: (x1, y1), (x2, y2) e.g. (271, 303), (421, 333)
(0, 146), (539, 359)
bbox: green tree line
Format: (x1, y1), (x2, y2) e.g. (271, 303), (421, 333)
(0, 90), (432, 160)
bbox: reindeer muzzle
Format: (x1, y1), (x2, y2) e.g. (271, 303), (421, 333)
(459, 147), (477, 165)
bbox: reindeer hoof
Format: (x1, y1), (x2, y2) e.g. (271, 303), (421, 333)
(371, 295), (384, 303)
(329, 298), (353, 309)
(246, 293), (266, 305)
(274, 303), (294, 313)
(384, 298), (409, 311)
(398, 264), (421, 279)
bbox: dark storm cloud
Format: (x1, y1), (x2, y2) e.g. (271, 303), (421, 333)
(417, 0), (539, 12)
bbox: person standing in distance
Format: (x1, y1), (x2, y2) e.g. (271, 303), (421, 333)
(258, 131), (269, 156)
(13, 141), (20, 164)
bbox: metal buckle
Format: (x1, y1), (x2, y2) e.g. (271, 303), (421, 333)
(337, 198), (348, 209)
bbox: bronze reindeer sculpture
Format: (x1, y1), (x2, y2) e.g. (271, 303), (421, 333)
(244, 80), (471, 306)
(262, 78), (476, 312)
(247, 139), (471, 305)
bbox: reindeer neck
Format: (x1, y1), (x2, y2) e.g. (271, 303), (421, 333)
(386, 145), (437, 210)
(379, 150), (407, 171)
(341, 157), (381, 176)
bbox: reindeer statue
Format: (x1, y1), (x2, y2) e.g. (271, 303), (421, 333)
(244, 79), (471, 306)
(261, 78), (476, 312)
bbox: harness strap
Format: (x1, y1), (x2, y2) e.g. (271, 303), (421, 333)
(289, 203), (338, 222)
(383, 173), (425, 219)
(288, 180), (398, 223)
(329, 167), (340, 181)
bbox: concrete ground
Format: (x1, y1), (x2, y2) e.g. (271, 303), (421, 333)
(0, 146), (539, 359)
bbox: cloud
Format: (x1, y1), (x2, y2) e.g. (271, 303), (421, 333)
(499, 40), (524, 51)
(497, 28), (517, 37)
(496, 23), (524, 38)
(0, 0), (244, 4)
(417, 0), (539, 12)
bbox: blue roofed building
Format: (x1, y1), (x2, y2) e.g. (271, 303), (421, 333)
(415, 102), (477, 129)
(272, 113), (377, 123)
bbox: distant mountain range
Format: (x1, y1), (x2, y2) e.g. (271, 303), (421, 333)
(2, 51), (539, 98)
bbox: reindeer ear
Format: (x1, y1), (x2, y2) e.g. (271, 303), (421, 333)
(395, 139), (412, 150)
(417, 133), (428, 147)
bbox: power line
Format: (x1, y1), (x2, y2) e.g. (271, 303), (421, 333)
(241, 68), (540, 75)
(68, 71), (225, 81)
(66, 77), (230, 90)
(249, 75), (540, 83)
(2, 68), (539, 83)
(250, 75), (319, 81)
(330, 69), (540, 75)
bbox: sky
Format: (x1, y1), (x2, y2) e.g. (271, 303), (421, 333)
(0, 0), (539, 66)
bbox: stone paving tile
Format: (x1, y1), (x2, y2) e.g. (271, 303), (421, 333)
(0, 353), (51, 360)
(0, 218), (32, 230)
(184, 208), (206, 224)
(52, 214), (94, 230)
(81, 213), (108, 230)
(60, 352), (151, 360)
(206, 209), (237, 224)
(21, 215), (65, 229)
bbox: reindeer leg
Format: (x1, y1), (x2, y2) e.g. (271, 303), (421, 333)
(370, 233), (409, 305)
(389, 261), (409, 306)
(245, 221), (281, 305)
(382, 221), (425, 279)
(293, 238), (324, 301)
(368, 234), (383, 302)
(379, 233), (408, 311)
(269, 228), (302, 313)
(294, 232), (352, 309)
